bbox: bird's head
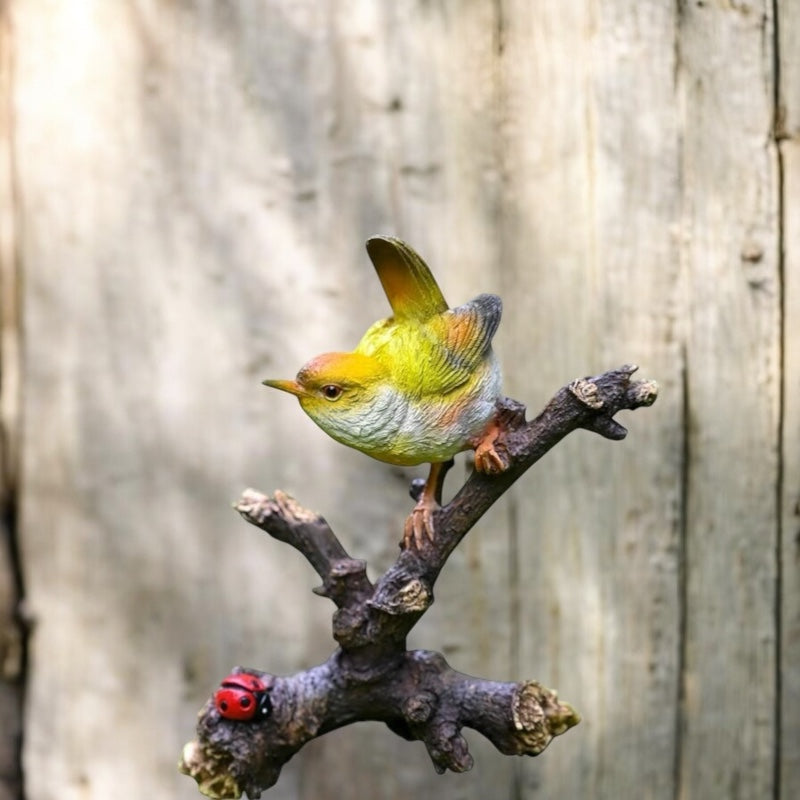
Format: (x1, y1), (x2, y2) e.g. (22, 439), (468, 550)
(263, 352), (390, 443)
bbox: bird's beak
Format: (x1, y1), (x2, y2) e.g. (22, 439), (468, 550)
(262, 378), (306, 397)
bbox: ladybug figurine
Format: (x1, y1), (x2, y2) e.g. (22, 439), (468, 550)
(214, 672), (272, 721)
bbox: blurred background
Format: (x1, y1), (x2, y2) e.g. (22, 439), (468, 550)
(0, 1), (797, 799)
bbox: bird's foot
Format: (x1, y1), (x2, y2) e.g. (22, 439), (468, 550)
(402, 461), (450, 550)
(403, 496), (439, 550)
(472, 420), (512, 475)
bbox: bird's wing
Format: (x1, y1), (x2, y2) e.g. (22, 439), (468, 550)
(365, 236), (449, 321)
(416, 293), (502, 395)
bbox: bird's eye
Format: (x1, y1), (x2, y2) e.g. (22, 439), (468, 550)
(321, 385), (343, 401)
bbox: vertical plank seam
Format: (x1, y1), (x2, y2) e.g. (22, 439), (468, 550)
(674, 344), (690, 800)
(770, 1), (785, 797)
(0, 2), (27, 798)
(673, 4), (688, 797)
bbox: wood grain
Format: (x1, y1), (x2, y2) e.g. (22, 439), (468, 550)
(0, 3), (23, 797)
(677, 2), (780, 797)
(500, 2), (684, 798)
(779, 0), (800, 795)
(1, 0), (794, 799)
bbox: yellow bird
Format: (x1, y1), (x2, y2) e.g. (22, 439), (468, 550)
(263, 236), (508, 549)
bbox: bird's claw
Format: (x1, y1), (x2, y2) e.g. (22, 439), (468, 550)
(473, 437), (510, 475)
(403, 501), (438, 550)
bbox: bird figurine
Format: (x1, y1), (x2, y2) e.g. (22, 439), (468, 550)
(263, 236), (509, 549)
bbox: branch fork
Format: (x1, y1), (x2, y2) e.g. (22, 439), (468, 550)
(180, 365), (658, 798)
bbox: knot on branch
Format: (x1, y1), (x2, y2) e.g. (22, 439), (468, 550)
(179, 740), (243, 800)
(510, 681), (581, 755)
(331, 606), (369, 648)
(569, 365), (659, 440)
(403, 690), (438, 723)
(369, 575), (432, 615)
(569, 376), (605, 409)
(312, 556), (368, 602)
(427, 722), (473, 774)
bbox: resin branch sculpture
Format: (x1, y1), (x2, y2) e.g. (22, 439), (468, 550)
(179, 238), (658, 798)
(180, 366), (657, 799)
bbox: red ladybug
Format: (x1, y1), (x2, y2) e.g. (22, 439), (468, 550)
(214, 672), (272, 721)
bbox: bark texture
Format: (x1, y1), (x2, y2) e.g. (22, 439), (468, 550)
(180, 367), (656, 798)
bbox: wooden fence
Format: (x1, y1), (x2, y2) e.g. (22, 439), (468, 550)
(0, 1), (797, 798)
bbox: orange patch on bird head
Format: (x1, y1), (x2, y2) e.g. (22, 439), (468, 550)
(295, 351), (384, 392)
(263, 352), (382, 399)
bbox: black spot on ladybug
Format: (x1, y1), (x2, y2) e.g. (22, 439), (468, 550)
(258, 693), (273, 718)
(239, 696), (252, 708)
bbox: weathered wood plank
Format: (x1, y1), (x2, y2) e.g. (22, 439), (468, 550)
(677, 1), (780, 797)
(9, 1), (792, 799)
(778, 0), (800, 795)
(780, 143), (800, 800)
(13, 1), (515, 798)
(0, 3), (23, 797)
(502, 2), (683, 798)
(0, 522), (22, 800)
(12, 2), (350, 798)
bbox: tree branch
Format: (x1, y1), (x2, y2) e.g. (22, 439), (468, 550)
(180, 366), (658, 799)
(234, 489), (373, 609)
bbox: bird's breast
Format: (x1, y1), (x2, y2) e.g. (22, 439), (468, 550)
(324, 354), (501, 466)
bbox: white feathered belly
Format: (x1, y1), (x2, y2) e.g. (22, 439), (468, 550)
(325, 355), (501, 466)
